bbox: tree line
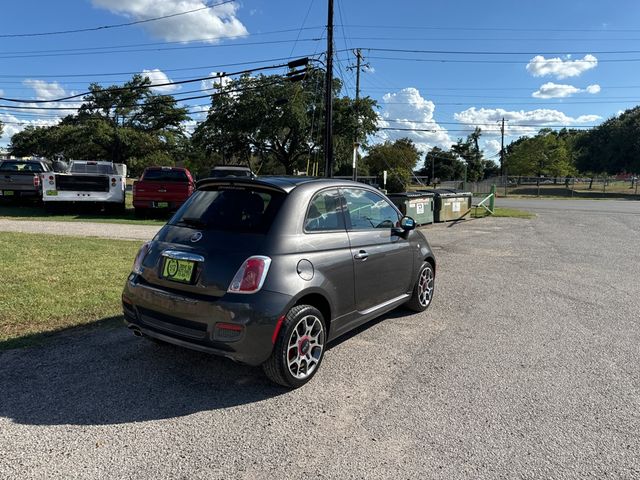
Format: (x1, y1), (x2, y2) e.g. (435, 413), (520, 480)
(3, 72), (640, 188)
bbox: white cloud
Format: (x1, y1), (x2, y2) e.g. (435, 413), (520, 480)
(526, 54), (598, 79)
(532, 83), (580, 99)
(1, 81), (80, 146)
(0, 113), (59, 147)
(531, 82), (601, 99)
(92, 0), (248, 43)
(585, 84), (601, 94)
(454, 107), (601, 137)
(376, 87), (452, 152)
(201, 72), (231, 92)
(484, 139), (502, 156)
(141, 68), (178, 93)
(23, 80), (66, 101)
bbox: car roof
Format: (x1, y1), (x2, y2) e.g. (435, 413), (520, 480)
(196, 176), (375, 193)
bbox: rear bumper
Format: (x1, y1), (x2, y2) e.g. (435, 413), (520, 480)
(43, 190), (124, 203)
(0, 189), (39, 198)
(133, 199), (187, 210)
(122, 273), (292, 366)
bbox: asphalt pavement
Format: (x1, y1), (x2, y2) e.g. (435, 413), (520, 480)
(1, 203), (639, 479)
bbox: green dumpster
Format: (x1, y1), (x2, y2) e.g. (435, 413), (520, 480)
(387, 192), (435, 225)
(418, 189), (472, 222)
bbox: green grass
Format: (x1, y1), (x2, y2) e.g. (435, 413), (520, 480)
(0, 202), (166, 226)
(0, 232), (142, 349)
(472, 207), (534, 219)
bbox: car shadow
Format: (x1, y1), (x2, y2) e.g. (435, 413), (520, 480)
(0, 317), (286, 426)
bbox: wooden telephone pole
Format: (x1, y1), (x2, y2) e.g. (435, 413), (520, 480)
(323, 0), (334, 178)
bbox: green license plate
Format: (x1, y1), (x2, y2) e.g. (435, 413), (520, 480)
(155, 202), (169, 208)
(3, 191), (14, 196)
(162, 258), (195, 283)
(46, 190), (58, 196)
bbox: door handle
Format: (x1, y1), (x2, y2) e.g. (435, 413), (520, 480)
(354, 250), (369, 260)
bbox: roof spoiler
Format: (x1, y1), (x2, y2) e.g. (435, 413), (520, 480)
(196, 177), (287, 193)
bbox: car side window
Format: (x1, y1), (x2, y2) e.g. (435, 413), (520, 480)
(305, 189), (345, 232)
(342, 188), (400, 230)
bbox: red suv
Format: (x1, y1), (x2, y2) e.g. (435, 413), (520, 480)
(132, 167), (195, 216)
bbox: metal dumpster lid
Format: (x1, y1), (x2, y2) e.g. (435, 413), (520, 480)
(417, 188), (472, 196)
(387, 191), (435, 198)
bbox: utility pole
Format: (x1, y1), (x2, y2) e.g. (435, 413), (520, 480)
(323, 0), (334, 178)
(352, 48), (362, 181)
(500, 117), (507, 196)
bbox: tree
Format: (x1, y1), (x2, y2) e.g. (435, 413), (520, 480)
(506, 129), (580, 178)
(421, 146), (466, 182)
(452, 127), (485, 181)
(363, 138), (421, 192)
(8, 75), (189, 175)
(192, 70), (378, 175)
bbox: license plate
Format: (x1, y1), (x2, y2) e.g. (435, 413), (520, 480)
(155, 202), (169, 208)
(162, 258), (195, 283)
(2, 191), (14, 196)
(45, 190), (58, 196)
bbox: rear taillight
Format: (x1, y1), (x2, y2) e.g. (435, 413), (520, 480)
(111, 177), (117, 187)
(33, 175), (40, 187)
(227, 256), (271, 294)
(132, 241), (151, 274)
(48, 175), (54, 185)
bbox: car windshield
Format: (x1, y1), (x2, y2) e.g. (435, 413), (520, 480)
(169, 187), (285, 233)
(142, 169), (189, 182)
(70, 163), (115, 174)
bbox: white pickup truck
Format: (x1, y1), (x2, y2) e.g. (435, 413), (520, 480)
(42, 160), (127, 212)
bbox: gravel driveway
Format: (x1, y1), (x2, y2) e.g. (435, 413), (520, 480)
(0, 219), (160, 241)
(1, 205), (639, 479)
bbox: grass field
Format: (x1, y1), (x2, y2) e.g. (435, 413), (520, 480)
(0, 232), (142, 349)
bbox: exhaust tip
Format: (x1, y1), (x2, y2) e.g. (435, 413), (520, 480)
(128, 325), (143, 337)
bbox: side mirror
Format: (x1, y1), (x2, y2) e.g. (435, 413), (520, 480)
(400, 216), (416, 231)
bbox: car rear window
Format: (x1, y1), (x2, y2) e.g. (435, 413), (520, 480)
(169, 186), (285, 234)
(142, 169), (189, 182)
(70, 163), (115, 174)
(0, 162), (44, 172)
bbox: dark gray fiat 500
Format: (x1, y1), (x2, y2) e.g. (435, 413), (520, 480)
(123, 177), (436, 388)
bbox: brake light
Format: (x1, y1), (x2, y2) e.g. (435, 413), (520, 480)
(111, 177), (117, 186)
(33, 175), (40, 187)
(132, 241), (151, 274)
(48, 175), (54, 185)
(227, 256), (272, 294)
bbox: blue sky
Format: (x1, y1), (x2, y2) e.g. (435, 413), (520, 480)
(2, 0), (640, 161)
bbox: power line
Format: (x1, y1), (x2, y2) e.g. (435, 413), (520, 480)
(339, 24), (640, 34)
(0, 37), (323, 61)
(0, 59), (318, 104)
(0, 1), (237, 38)
(366, 55), (640, 64)
(362, 47), (640, 55)
(0, 54), (321, 79)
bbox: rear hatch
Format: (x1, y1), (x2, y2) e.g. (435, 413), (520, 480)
(138, 183), (286, 298)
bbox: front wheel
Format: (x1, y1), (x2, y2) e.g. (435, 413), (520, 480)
(263, 305), (326, 388)
(406, 262), (435, 312)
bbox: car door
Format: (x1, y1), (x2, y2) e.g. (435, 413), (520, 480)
(341, 187), (415, 313)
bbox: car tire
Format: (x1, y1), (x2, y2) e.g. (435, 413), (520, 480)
(263, 304), (327, 388)
(405, 262), (435, 312)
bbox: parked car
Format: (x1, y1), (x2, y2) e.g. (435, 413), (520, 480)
(42, 160), (126, 212)
(132, 166), (195, 216)
(209, 165), (255, 178)
(122, 177), (436, 388)
(0, 159), (52, 201)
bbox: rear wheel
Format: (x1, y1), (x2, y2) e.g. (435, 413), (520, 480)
(263, 305), (326, 388)
(406, 262), (435, 312)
